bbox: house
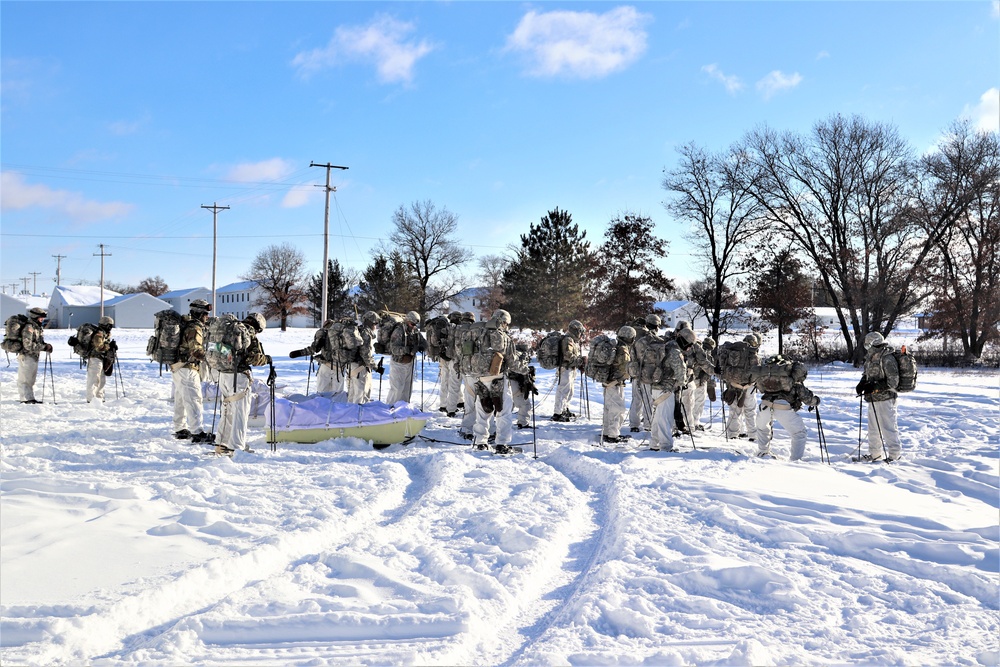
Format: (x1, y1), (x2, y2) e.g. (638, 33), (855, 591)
(47, 285), (122, 329)
(159, 287), (212, 315)
(430, 287), (488, 321)
(216, 280), (313, 328)
(652, 301), (711, 331)
(1, 293), (50, 323)
(103, 292), (173, 328)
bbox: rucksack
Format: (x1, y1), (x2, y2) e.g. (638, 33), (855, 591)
(374, 313), (402, 355)
(327, 319), (362, 365)
(424, 316), (452, 361)
(70, 322), (98, 357)
(1, 314), (28, 354)
(719, 341), (756, 387)
(754, 359), (806, 394)
(458, 321), (487, 374)
(637, 339), (668, 385)
(893, 347), (918, 393)
(468, 323), (509, 376)
(147, 309), (186, 365)
(205, 314), (254, 372)
(585, 334), (616, 384)
(536, 331), (563, 370)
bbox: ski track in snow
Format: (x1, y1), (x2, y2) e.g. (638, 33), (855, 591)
(1, 329), (998, 666)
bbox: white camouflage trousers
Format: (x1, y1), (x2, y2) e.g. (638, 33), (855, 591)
(347, 362), (371, 404)
(386, 360), (414, 405)
(649, 388), (676, 451)
(473, 377), (513, 446)
(86, 357), (107, 403)
(172, 366), (203, 433)
(725, 386), (757, 440)
(867, 399), (901, 459)
(16, 354), (39, 402)
(218, 371), (252, 451)
(756, 400), (807, 460)
(553, 367), (576, 415)
(629, 379), (652, 430)
(603, 382), (626, 438)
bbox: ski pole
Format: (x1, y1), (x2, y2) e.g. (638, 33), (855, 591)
(419, 354), (424, 410)
(116, 354), (126, 398)
(210, 378), (221, 437)
(857, 396), (864, 460)
(267, 361), (277, 452)
(680, 388), (697, 450)
(306, 356), (314, 395)
(530, 388), (538, 460)
(870, 400), (887, 457)
(814, 407), (830, 465)
(721, 392), (729, 441)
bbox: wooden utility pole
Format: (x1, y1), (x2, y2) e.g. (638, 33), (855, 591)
(309, 162), (349, 324)
(94, 244), (111, 318)
(52, 254), (67, 286)
(28, 272), (41, 295)
(201, 203), (230, 312)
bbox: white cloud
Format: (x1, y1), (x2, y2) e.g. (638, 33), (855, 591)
(0, 171), (133, 222)
(756, 70), (803, 100)
(281, 184), (320, 209)
(993, 1), (999, 18)
(292, 15), (435, 84)
(816, 50), (830, 60)
(962, 87), (1000, 133)
(225, 158), (296, 183)
(108, 112), (150, 136)
(702, 64), (744, 95)
(504, 6), (650, 79)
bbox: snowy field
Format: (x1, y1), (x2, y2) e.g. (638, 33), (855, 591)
(1, 328), (998, 666)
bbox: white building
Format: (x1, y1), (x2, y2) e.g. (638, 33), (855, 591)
(103, 292), (173, 328)
(216, 280), (312, 329)
(1, 293), (50, 323)
(159, 287), (212, 315)
(652, 300), (711, 331)
(47, 285), (122, 329)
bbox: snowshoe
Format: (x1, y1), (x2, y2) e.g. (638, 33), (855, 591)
(373, 443), (392, 450)
(629, 426), (641, 433)
(174, 429), (192, 440)
(213, 445), (235, 457)
(852, 453), (886, 463)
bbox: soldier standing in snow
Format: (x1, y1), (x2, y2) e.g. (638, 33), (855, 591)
(173, 300), (211, 442)
(689, 336), (717, 431)
(216, 313), (271, 455)
(601, 326), (635, 444)
(347, 311), (379, 404)
(721, 333), (761, 441)
(646, 335), (688, 452)
(507, 342), (536, 430)
(680, 330), (715, 432)
(552, 320), (585, 422)
(470, 309), (525, 454)
(85, 316), (116, 403)
(289, 319), (337, 394)
(751, 354), (820, 460)
(856, 332), (903, 462)
(386, 311), (424, 405)
(16, 308), (53, 404)
(628, 314), (659, 433)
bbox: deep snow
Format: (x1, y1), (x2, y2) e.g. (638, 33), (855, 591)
(1, 328), (998, 666)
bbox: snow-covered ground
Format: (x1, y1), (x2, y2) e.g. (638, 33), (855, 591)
(1, 328), (997, 666)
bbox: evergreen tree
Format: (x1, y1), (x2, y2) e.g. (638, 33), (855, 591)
(746, 248), (812, 354)
(306, 259), (355, 324)
(355, 251), (422, 315)
(587, 212), (675, 330)
(501, 208), (592, 330)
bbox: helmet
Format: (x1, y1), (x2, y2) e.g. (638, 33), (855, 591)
(29, 307), (47, 319)
(492, 309), (511, 326)
(190, 299), (211, 313)
(677, 328), (697, 345)
(617, 325), (637, 344)
(99, 316), (114, 327)
(864, 332), (885, 349)
(702, 336), (716, 350)
(645, 314), (661, 329)
(447, 311), (462, 323)
(744, 334), (760, 347)
(405, 311), (420, 325)
(675, 320), (691, 331)
(322, 319), (335, 329)
(462, 311), (476, 322)
(568, 320), (585, 337)
(363, 311), (380, 325)
(246, 313), (266, 332)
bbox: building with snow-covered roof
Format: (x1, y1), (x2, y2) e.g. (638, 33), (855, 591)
(159, 287), (212, 315)
(652, 300), (711, 331)
(104, 293), (172, 328)
(216, 281), (312, 328)
(47, 285), (122, 329)
(1, 293), (51, 323)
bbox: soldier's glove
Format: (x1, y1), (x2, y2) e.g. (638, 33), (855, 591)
(264, 355), (273, 365)
(109, 340), (118, 352)
(267, 365), (278, 387)
(855, 379), (873, 397)
(43, 343), (53, 353)
(722, 386), (738, 405)
(707, 381), (717, 403)
(375, 358), (385, 375)
(808, 395), (821, 407)
(289, 349), (309, 359)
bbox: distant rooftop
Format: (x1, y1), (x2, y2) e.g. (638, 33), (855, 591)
(53, 285), (122, 306)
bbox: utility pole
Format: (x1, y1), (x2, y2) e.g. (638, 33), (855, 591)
(52, 254), (67, 286)
(29, 272), (41, 295)
(10, 283), (18, 295)
(201, 203), (230, 312)
(94, 244), (111, 318)
(20, 277), (30, 294)
(310, 162), (349, 323)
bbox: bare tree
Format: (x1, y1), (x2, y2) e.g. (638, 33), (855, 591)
(918, 121), (1000, 362)
(663, 142), (763, 341)
(742, 115), (923, 363)
(384, 200), (474, 320)
(242, 243), (309, 331)
(137, 276), (168, 297)
(477, 254), (508, 319)
(683, 277), (740, 338)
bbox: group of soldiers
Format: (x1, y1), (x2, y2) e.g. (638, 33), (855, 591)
(9, 303), (904, 462)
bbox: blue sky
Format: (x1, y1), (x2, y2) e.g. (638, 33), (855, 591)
(2, 1), (997, 297)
